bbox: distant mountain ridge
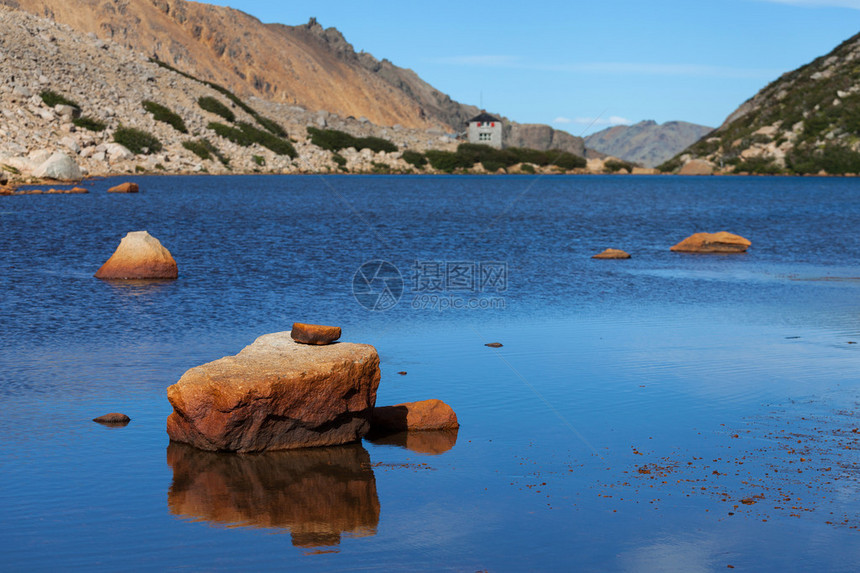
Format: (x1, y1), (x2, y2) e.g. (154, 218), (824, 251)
(584, 120), (713, 167)
(663, 31), (860, 174)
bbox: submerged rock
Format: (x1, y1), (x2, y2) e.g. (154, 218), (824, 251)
(107, 182), (139, 193)
(670, 232), (751, 253)
(290, 322), (341, 345)
(166, 332), (381, 452)
(370, 399), (459, 432)
(94, 231), (178, 279)
(592, 248), (631, 259)
(93, 413), (130, 425)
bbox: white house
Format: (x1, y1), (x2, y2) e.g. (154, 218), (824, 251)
(467, 112), (503, 148)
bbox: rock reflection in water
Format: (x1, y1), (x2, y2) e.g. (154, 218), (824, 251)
(166, 442), (379, 547)
(366, 428), (458, 455)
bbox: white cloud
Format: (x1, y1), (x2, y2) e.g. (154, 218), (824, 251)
(759, 0), (860, 8)
(553, 116), (572, 124)
(564, 116), (632, 127)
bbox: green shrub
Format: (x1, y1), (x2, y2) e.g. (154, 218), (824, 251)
(603, 159), (636, 173)
(73, 116), (106, 132)
(252, 155), (266, 166)
(787, 144), (860, 174)
(182, 138), (230, 166)
(481, 160), (506, 172)
(253, 115), (287, 138)
(307, 127), (397, 153)
(733, 156), (783, 175)
(197, 96), (235, 123)
(401, 150), (427, 168)
(208, 121), (297, 157)
(519, 163), (536, 174)
(425, 150), (472, 172)
(657, 156), (683, 173)
(550, 150), (587, 170)
(332, 153), (347, 167)
(142, 100), (187, 133)
(114, 127), (162, 155)
(39, 90), (80, 110)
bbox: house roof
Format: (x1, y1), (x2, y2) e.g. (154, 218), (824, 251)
(468, 112), (501, 124)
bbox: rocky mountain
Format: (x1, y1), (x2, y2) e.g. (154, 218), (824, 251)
(584, 120), (713, 167)
(1, 0), (591, 154)
(0, 5), (475, 181)
(661, 32), (860, 175)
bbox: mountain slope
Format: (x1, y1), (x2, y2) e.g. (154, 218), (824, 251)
(585, 120), (713, 167)
(1, 0), (462, 129)
(662, 32), (860, 174)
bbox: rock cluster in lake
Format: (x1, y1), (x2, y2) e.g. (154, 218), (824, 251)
(95, 231), (178, 280)
(166, 332), (381, 452)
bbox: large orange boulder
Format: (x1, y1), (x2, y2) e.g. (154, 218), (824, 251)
(166, 332), (381, 452)
(167, 442), (379, 547)
(670, 231), (751, 253)
(370, 399), (459, 431)
(94, 231), (178, 279)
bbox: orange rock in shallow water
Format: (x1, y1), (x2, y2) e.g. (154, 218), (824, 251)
(94, 230), (178, 279)
(670, 232), (751, 253)
(291, 323), (341, 345)
(108, 182), (139, 193)
(370, 399), (459, 431)
(592, 248), (631, 259)
(166, 332), (380, 452)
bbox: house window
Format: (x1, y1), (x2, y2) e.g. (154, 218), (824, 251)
(479, 133), (492, 141)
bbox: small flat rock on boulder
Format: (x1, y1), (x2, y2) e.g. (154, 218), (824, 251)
(370, 399), (459, 432)
(32, 152), (82, 181)
(108, 182), (139, 193)
(291, 323), (341, 345)
(166, 332), (381, 452)
(93, 413), (130, 425)
(592, 248), (631, 259)
(95, 230), (178, 279)
(671, 232), (751, 253)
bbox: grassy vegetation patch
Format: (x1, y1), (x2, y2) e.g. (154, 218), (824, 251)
(114, 127), (162, 155)
(208, 121), (297, 158)
(197, 96), (235, 123)
(39, 90), (80, 110)
(401, 150), (427, 169)
(72, 116), (106, 132)
(307, 127), (398, 154)
(603, 159), (637, 173)
(142, 100), (188, 134)
(182, 138), (230, 166)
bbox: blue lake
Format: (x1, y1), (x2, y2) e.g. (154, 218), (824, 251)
(2, 174), (860, 571)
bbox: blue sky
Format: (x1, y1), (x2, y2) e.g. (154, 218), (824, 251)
(207, 0), (859, 133)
